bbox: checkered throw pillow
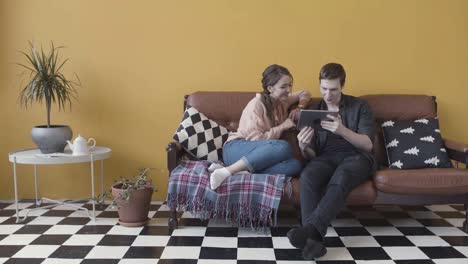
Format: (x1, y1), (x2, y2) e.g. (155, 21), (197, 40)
(173, 106), (229, 161)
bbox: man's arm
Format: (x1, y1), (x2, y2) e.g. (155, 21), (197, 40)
(337, 125), (373, 152)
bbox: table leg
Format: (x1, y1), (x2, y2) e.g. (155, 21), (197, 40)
(34, 165), (40, 206)
(13, 157), (20, 223)
(101, 160), (104, 202)
(91, 154), (95, 220)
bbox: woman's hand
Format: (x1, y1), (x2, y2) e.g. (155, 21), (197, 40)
(288, 108), (301, 122)
(281, 118), (296, 130)
(297, 126), (314, 151)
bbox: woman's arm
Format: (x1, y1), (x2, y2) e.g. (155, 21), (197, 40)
(288, 90), (311, 108)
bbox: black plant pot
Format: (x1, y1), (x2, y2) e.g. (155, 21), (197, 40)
(31, 125), (73, 153)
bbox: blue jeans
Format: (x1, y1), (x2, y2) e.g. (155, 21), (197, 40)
(223, 139), (302, 177)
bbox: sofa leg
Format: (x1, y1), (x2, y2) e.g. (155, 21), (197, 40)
(168, 208), (178, 230)
(464, 203), (468, 233)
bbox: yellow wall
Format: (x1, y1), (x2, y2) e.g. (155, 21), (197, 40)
(1, 0), (467, 200)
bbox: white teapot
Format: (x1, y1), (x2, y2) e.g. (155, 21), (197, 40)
(66, 135), (96, 155)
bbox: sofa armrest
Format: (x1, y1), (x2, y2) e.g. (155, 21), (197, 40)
(166, 141), (185, 174)
(443, 138), (468, 164)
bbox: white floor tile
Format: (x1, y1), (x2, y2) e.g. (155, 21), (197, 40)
(383, 246), (429, 260)
(355, 261), (396, 264)
(202, 236), (238, 248)
(434, 259), (468, 264)
(340, 236), (380, 247)
(425, 205), (457, 212)
(427, 227), (468, 236)
(42, 259), (82, 264)
(0, 258), (7, 264)
(0, 225), (23, 235)
(5, 203), (33, 210)
(0, 217), (8, 224)
(325, 227), (338, 237)
(131, 235), (170, 247)
(107, 225), (144, 235)
(197, 260), (237, 264)
(237, 227), (271, 237)
(147, 217), (168, 226)
(0, 234), (40, 245)
(12, 245), (60, 258)
(28, 216), (64, 225)
(87, 217), (118, 225)
(237, 248), (276, 260)
(85, 246), (129, 259)
(272, 236), (296, 249)
(69, 210), (101, 218)
(171, 226), (206, 236)
(454, 246), (468, 257)
(316, 247), (353, 261)
(365, 227), (403, 236)
(63, 234), (104, 245)
(157, 204), (171, 211)
(118, 259), (159, 264)
(160, 246), (201, 259)
(407, 235), (450, 246)
(22, 209), (48, 216)
(44, 225), (82, 234)
(408, 211), (442, 219)
(331, 219), (362, 227)
(388, 218), (423, 227)
(276, 261), (316, 264)
(446, 218), (464, 227)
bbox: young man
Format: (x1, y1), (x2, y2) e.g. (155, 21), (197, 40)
(288, 63), (376, 260)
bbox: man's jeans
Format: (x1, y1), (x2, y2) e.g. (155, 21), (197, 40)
(300, 151), (373, 238)
(223, 139), (302, 177)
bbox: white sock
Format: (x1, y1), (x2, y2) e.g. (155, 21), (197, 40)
(208, 163), (224, 172)
(210, 167), (232, 190)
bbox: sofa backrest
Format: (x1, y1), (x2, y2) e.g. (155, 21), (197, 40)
(185, 92), (437, 167)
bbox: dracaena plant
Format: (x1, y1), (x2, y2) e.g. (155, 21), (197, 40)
(18, 41), (80, 127)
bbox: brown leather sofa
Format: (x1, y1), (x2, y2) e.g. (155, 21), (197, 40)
(167, 91), (468, 230)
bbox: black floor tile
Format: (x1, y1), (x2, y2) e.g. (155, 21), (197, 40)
(82, 203), (109, 211)
(0, 235), (6, 241)
(157, 259), (197, 264)
(57, 217), (91, 225)
(394, 260), (435, 264)
(419, 246), (466, 259)
(0, 245), (24, 257)
(274, 248), (303, 260)
(0, 203), (10, 209)
(76, 225), (113, 234)
(96, 211), (119, 218)
(97, 234), (137, 246)
(81, 260), (120, 264)
(49, 245), (93, 258)
(1, 217), (36, 225)
(139, 226), (173, 236)
(153, 211), (183, 218)
(0, 210), (17, 217)
(380, 211), (411, 218)
(440, 235), (468, 246)
(450, 205), (464, 211)
(336, 211), (355, 219)
(4, 258), (44, 264)
(199, 247), (237, 259)
(416, 219), (452, 227)
(270, 226), (291, 236)
(237, 261), (276, 264)
(205, 227), (238, 237)
(400, 205), (430, 211)
(238, 237), (273, 248)
(324, 236), (345, 247)
(316, 261), (356, 264)
(14, 225), (52, 234)
(123, 246), (164, 258)
(434, 211), (465, 218)
(42, 210), (74, 217)
(374, 236), (415, 246)
(30, 234), (71, 245)
(347, 247), (391, 260)
(348, 205), (376, 211)
(334, 227), (371, 236)
(177, 218), (209, 226)
(397, 227), (435, 236)
(167, 236), (204, 246)
(359, 219), (393, 226)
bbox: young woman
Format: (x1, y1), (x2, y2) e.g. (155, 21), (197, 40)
(210, 64), (311, 190)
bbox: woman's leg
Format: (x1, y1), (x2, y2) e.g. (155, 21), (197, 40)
(260, 158), (302, 177)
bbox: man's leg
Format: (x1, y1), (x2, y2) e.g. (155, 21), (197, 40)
(307, 153), (372, 238)
(287, 157), (336, 249)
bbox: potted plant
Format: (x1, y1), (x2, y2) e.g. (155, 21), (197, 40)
(108, 168), (155, 227)
(17, 41), (80, 153)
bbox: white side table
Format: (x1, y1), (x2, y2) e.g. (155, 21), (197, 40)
(8, 146), (112, 223)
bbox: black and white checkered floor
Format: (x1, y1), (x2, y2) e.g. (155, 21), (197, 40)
(1, 200), (468, 264)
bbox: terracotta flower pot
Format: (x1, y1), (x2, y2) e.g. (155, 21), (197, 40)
(111, 182), (153, 227)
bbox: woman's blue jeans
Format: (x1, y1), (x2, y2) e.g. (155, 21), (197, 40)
(223, 139), (302, 177)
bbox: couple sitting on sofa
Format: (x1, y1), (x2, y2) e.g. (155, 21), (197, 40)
(209, 63), (376, 260)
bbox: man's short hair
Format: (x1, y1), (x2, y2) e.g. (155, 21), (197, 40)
(319, 63), (346, 87)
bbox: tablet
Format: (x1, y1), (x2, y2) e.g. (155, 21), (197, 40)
(296, 110), (339, 130)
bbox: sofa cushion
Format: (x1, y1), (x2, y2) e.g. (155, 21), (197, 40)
(381, 118), (452, 169)
(374, 168), (468, 194)
(173, 106), (229, 161)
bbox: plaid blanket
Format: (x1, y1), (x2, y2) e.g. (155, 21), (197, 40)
(167, 160), (289, 227)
